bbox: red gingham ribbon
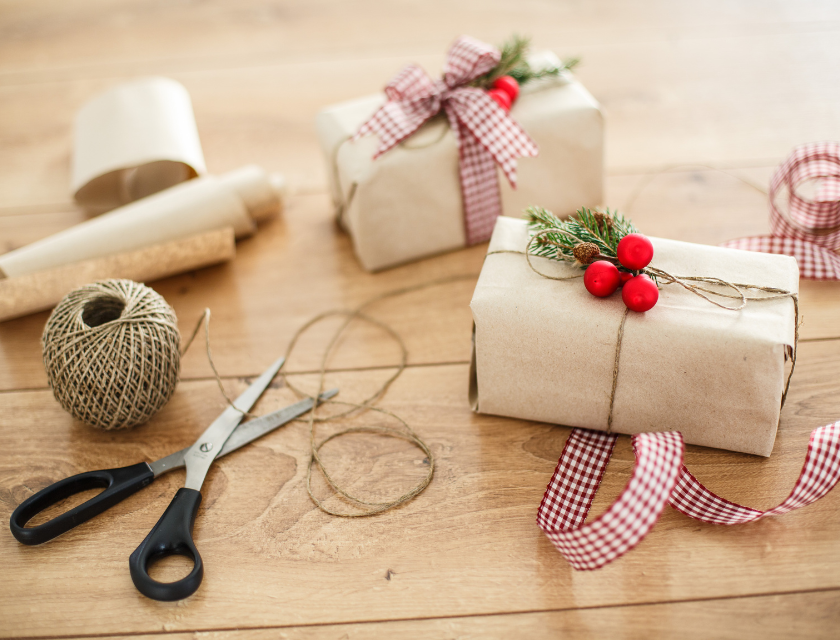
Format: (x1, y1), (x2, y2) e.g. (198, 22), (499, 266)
(353, 36), (539, 245)
(538, 422), (840, 570)
(722, 142), (840, 280)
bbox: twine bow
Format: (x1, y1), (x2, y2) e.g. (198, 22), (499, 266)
(353, 36), (539, 245)
(723, 141), (840, 280)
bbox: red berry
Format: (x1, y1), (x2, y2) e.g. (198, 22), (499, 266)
(487, 88), (512, 112)
(492, 75), (520, 102)
(622, 274), (659, 312)
(618, 271), (633, 286)
(617, 233), (654, 271)
(583, 260), (620, 298)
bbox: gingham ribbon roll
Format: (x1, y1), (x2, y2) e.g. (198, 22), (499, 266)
(722, 141), (840, 280)
(538, 422), (840, 570)
(353, 36), (539, 245)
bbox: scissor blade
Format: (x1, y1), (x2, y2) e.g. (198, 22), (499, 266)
(182, 357), (285, 490)
(149, 389), (338, 477)
(219, 388), (339, 458)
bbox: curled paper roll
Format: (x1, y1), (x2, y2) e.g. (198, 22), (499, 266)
(0, 166), (284, 322)
(0, 165), (283, 280)
(73, 77), (207, 211)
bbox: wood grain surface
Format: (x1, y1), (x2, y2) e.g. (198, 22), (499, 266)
(59, 590), (840, 640)
(1, 0), (839, 638)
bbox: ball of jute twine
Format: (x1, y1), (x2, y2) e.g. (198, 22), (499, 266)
(42, 279), (181, 430)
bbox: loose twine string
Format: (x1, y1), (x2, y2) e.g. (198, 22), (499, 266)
(488, 224), (800, 434)
(184, 274), (478, 517)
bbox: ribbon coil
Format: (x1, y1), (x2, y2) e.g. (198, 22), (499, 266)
(723, 141), (840, 280)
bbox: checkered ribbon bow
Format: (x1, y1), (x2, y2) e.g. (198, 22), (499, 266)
(353, 36), (539, 245)
(722, 141), (840, 280)
(538, 422), (840, 570)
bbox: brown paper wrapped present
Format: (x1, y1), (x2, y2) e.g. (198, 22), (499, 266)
(469, 216), (799, 457)
(316, 52), (604, 272)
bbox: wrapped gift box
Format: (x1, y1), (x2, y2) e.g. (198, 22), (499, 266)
(316, 53), (604, 272)
(469, 216), (799, 457)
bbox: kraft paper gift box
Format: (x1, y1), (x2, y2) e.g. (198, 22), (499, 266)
(469, 216), (800, 457)
(315, 53), (604, 272)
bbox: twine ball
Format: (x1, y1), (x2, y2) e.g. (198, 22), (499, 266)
(42, 279), (181, 430)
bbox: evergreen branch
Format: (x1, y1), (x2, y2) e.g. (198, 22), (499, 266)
(525, 206), (638, 269)
(473, 35), (580, 89)
(508, 56), (580, 84)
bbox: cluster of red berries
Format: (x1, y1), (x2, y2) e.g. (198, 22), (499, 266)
(487, 75), (519, 112)
(583, 233), (659, 312)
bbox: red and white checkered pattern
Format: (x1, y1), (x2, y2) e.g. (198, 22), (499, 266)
(671, 421), (840, 524)
(722, 141), (840, 280)
(537, 429), (683, 570)
(353, 36), (539, 246)
(722, 236), (840, 280)
(538, 422), (840, 570)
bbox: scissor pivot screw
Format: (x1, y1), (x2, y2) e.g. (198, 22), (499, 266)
(199, 443), (213, 453)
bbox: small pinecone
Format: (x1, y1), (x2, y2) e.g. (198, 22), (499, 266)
(573, 242), (600, 265)
(593, 211), (612, 230)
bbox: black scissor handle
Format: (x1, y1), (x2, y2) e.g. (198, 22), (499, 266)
(10, 462), (155, 545)
(129, 488), (203, 601)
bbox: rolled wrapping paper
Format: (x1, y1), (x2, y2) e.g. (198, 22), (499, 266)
(0, 229), (235, 322)
(0, 165), (285, 321)
(0, 165), (283, 279)
(73, 77), (207, 211)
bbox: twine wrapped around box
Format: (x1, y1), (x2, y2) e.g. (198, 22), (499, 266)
(470, 216), (800, 457)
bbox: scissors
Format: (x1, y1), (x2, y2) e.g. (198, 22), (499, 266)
(10, 356), (337, 601)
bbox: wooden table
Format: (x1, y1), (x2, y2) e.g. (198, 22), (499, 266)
(2, 1), (839, 637)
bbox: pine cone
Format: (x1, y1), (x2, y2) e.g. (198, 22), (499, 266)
(573, 242), (600, 265)
(593, 211), (613, 230)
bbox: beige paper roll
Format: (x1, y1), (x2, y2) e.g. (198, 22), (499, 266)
(0, 228), (236, 322)
(0, 165), (282, 279)
(73, 77), (207, 211)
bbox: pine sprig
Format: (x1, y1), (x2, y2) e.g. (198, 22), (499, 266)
(525, 206), (638, 268)
(473, 35), (580, 89)
(509, 56), (579, 84)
